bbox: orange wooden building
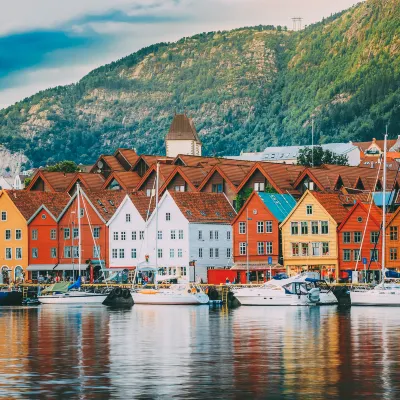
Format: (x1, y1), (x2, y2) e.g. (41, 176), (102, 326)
(337, 200), (382, 282)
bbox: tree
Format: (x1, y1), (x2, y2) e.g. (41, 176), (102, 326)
(296, 146), (348, 167)
(23, 177), (32, 187)
(46, 160), (80, 173)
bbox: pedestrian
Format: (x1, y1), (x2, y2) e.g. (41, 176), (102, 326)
(225, 277), (230, 284)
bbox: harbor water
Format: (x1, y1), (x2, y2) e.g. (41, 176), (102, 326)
(0, 305), (400, 399)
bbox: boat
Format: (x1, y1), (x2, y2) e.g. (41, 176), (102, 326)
(232, 277), (320, 306)
(0, 289), (23, 306)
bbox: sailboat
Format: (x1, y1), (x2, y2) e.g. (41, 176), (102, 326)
(38, 184), (107, 305)
(351, 133), (400, 306)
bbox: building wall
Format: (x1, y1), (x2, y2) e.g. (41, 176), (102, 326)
(108, 198), (147, 268)
(166, 140), (201, 158)
(232, 194), (280, 265)
(386, 211), (400, 270)
(167, 174), (192, 192)
(281, 192), (339, 277)
(200, 171), (236, 205)
(0, 192), (28, 282)
(338, 205), (381, 273)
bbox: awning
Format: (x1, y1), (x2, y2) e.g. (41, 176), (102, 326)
(27, 264), (56, 271)
(54, 264), (86, 271)
(231, 262), (283, 271)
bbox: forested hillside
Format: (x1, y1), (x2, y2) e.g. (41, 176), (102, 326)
(0, 0), (399, 169)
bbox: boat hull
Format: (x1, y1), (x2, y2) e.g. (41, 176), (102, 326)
(131, 292), (209, 305)
(351, 290), (400, 306)
(38, 293), (107, 304)
(0, 291), (23, 306)
(319, 292), (338, 305)
(234, 292), (314, 306)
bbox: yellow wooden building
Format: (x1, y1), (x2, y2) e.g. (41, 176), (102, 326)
(280, 190), (350, 280)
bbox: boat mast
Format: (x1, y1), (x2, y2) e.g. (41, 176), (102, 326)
(382, 131), (387, 282)
(77, 183), (82, 277)
(155, 162), (159, 272)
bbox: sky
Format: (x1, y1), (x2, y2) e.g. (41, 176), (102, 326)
(0, 0), (361, 109)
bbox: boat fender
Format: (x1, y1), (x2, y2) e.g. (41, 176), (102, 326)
(205, 287), (209, 294)
(115, 287), (122, 297)
(187, 289), (191, 293)
(191, 288), (197, 294)
(122, 289), (130, 299)
(108, 289), (116, 300)
(308, 288), (320, 303)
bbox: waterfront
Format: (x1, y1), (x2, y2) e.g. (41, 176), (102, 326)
(1, 306), (400, 399)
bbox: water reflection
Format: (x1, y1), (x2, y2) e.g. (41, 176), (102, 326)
(0, 305), (399, 399)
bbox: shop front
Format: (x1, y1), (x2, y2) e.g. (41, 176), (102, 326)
(286, 264), (337, 282)
(231, 262), (286, 284)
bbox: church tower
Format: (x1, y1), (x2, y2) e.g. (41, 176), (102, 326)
(165, 113), (202, 158)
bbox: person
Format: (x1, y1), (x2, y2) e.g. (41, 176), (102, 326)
(225, 277), (230, 284)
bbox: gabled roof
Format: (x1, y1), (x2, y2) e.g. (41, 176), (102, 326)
(136, 163), (177, 192)
(169, 191), (236, 224)
(337, 200), (382, 232)
(197, 164), (245, 192)
(159, 166), (210, 193)
(66, 173), (105, 193)
(90, 155), (125, 173)
(5, 190), (70, 221)
(114, 148), (139, 168)
(102, 171), (142, 191)
(83, 190), (126, 222)
(310, 192), (352, 223)
(26, 170), (77, 192)
(166, 114), (201, 143)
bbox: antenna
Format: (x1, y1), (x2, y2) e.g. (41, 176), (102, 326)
(292, 17), (303, 31)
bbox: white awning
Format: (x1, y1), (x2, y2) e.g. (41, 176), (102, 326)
(54, 264), (87, 271)
(27, 264), (56, 271)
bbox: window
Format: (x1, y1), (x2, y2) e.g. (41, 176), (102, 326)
(214, 231), (219, 240)
(301, 222), (308, 235)
(5, 229), (11, 240)
(239, 242), (246, 255)
(16, 248), (22, 260)
(79, 208), (84, 218)
(51, 248), (57, 259)
(227, 231), (231, 240)
(254, 182), (265, 192)
(239, 222), (246, 234)
(212, 183), (223, 193)
(353, 249), (360, 261)
(198, 230), (203, 240)
(31, 248), (38, 259)
(41, 213), (46, 220)
(1, 211), (7, 221)
(291, 222), (299, 235)
(126, 214), (131, 222)
(209, 248), (214, 258)
(139, 231), (144, 240)
(291, 243), (299, 256)
(209, 231), (213, 240)
(322, 242), (329, 256)
(179, 230), (184, 239)
(265, 221), (273, 233)
(257, 242), (264, 255)
(16, 229), (22, 240)
(311, 221), (319, 235)
(343, 232), (351, 243)
(113, 232), (119, 241)
(390, 226), (398, 241)
(321, 221), (329, 234)
(227, 248), (231, 258)
(257, 221), (264, 233)
(73, 246), (79, 258)
(354, 232), (362, 243)
(175, 185), (185, 192)
(301, 243), (309, 256)
(32, 229), (38, 240)
(64, 228), (70, 240)
(121, 232), (126, 241)
(357, 216), (363, 223)
(199, 248), (203, 258)
(93, 246), (100, 258)
(112, 249), (118, 259)
(171, 230), (176, 240)
(370, 231), (379, 244)
(73, 228), (79, 239)
(266, 242), (273, 254)
(370, 249), (379, 262)
(157, 249), (163, 258)
(306, 205), (313, 215)
(131, 249), (137, 258)
(343, 249), (351, 261)
(390, 248), (398, 261)
(93, 227), (100, 239)
(64, 246), (72, 258)
(50, 229), (56, 240)
(119, 249), (125, 259)
(178, 249), (183, 258)
(312, 242), (320, 256)
(132, 231), (137, 240)
(166, 213), (171, 221)
(146, 188), (155, 197)
(158, 231), (163, 240)
(215, 248), (219, 258)
(170, 249), (175, 258)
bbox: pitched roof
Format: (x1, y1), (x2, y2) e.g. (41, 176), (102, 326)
(36, 171), (77, 192)
(6, 190), (70, 221)
(114, 148), (139, 167)
(257, 193), (297, 222)
(83, 190), (126, 222)
(311, 192), (351, 223)
(102, 171), (142, 191)
(338, 200), (382, 231)
(128, 192), (156, 220)
(165, 114), (201, 142)
(169, 192), (236, 224)
(66, 173), (105, 193)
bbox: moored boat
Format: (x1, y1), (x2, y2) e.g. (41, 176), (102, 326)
(0, 289), (23, 306)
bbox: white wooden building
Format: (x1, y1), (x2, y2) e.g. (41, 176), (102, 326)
(145, 191), (235, 282)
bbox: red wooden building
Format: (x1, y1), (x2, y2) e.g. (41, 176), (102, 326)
(231, 192), (296, 283)
(337, 200), (382, 282)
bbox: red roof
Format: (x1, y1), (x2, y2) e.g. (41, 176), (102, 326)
(128, 192), (156, 220)
(83, 190), (126, 222)
(103, 171), (142, 191)
(311, 192), (350, 223)
(115, 149), (139, 167)
(169, 191), (236, 223)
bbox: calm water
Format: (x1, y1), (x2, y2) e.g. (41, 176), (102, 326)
(0, 305), (399, 399)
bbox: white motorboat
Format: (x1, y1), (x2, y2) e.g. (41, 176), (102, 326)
(232, 279), (320, 306)
(38, 291), (107, 304)
(131, 284), (209, 305)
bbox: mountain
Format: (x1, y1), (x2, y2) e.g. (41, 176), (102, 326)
(0, 0), (399, 171)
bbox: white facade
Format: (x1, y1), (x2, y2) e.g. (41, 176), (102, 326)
(107, 195), (148, 269)
(166, 139), (202, 158)
(145, 192), (233, 282)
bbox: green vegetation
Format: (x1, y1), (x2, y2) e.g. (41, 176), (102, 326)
(0, 0), (399, 167)
(46, 160), (80, 173)
(297, 146), (349, 167)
